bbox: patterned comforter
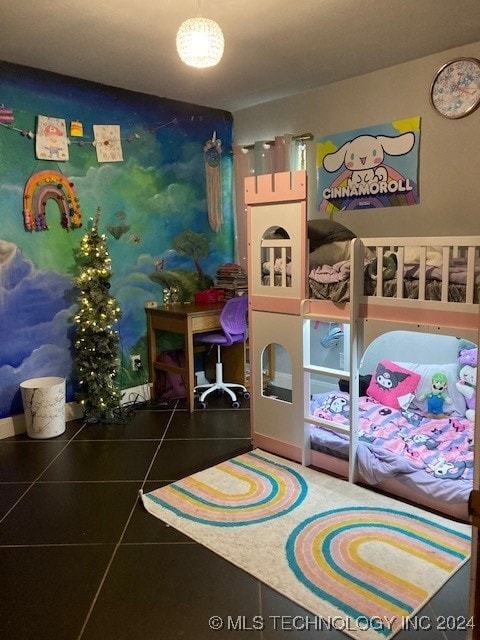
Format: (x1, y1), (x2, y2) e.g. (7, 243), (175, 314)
(309, 391), (474, 502)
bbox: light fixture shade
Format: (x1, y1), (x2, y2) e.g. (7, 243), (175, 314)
(176, 17), (224, 68)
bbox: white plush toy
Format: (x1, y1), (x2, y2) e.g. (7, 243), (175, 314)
(456, 347), (477, 422)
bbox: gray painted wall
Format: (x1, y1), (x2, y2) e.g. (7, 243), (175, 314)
(233, 42), (480, 238)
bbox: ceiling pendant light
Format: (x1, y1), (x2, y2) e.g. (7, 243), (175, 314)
(176, 2), (224, 69)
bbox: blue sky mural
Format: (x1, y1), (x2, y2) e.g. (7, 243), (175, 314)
(0, 62), (234, 418)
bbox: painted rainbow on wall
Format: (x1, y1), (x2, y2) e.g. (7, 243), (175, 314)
(144, 451), (308, 526)
(23, 169), (82, 231)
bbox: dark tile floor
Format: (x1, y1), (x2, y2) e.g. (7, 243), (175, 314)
(0, 394), (472, 640)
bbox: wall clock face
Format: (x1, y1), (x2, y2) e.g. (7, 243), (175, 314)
(430, 58), (480, 118)
(430, 57), (480, 119)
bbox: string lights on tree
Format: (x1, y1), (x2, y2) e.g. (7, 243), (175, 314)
(72, 207), (122, 423)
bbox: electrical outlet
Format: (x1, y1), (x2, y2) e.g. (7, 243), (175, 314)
(130, 355), (142, 371)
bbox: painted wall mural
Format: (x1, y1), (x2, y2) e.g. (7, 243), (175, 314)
(0, 61), (234, 419)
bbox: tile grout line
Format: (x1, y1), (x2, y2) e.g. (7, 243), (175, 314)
(75, 406), (177, 640)
(0, 421), (87, 526)
(257, 582), (265, 640)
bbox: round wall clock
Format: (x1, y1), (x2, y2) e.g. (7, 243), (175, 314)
(430, 57), (480, 119)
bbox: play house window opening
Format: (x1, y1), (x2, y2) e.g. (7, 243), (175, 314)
(261, 226), (292, 289)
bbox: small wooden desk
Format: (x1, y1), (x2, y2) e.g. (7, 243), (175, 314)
(146, 303), (225, 412)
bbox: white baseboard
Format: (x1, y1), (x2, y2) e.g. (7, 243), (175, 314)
(272, 372), (292, 390)
(0, 384), (152, 440)
(0, 401), (84, 440)
(271, 373), (337, 397)
(121, 383), (151, 405)
(0, 413), (27, 440)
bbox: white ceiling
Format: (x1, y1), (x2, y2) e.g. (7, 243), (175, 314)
(1, 0), (479, 112)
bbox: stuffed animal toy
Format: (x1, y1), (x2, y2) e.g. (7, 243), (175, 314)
(456, 347), (477, 422)
(418, 372), (452, 418)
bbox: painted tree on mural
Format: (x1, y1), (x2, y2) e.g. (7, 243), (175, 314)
(171, 230), (210, 290)
(72, 208), (123, 422)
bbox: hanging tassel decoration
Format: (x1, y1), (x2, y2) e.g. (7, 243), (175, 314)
(204, 132), (222, 232)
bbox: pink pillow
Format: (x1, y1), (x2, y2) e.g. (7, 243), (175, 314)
(367, 360), (421, 410)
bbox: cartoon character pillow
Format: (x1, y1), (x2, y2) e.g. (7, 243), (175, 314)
(367, 360), (421, 410)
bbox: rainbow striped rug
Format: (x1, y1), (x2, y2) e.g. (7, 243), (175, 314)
(141, 449), (471, 640)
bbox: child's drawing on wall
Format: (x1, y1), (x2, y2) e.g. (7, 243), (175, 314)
(36, 115), (69, 161)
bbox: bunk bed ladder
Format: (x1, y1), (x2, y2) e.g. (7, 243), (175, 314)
(302, 237), (362, 483)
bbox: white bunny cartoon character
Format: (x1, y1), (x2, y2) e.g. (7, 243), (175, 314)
(323, 133), (415, 188)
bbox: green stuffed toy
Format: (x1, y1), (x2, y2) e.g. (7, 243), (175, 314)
(418, 372), (452, 418)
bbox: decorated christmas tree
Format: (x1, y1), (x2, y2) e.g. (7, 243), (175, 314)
(72, 208), (122, 422)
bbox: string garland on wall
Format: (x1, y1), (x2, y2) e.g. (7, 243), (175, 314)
(1, 100), (232, 233)
(0, 101), (231, 150)
(0, 110), (179, 150)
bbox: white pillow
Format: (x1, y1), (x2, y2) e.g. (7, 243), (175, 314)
(393, 361), (466, 417)
(403, 246), (443, 267)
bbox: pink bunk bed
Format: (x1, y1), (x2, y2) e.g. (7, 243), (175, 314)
(246, 170), (478, 523)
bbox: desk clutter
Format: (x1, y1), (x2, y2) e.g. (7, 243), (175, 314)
(162, 287), (180, 305)
(213, 263), (248, 299)
(193, 263), (247, 305)
(194, 288), (224, 304)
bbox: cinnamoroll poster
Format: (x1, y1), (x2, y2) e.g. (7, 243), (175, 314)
(317, 117), (420, 213)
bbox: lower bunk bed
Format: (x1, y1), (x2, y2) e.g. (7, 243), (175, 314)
(308, 337), (476, 523)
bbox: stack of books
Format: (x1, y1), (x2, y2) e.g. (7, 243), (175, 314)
(214, 263), (248, 298)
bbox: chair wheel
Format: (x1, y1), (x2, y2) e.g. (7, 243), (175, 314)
(232, 401), (240, 409)
(243, 392), (250, 399)
(198, 401), (207, 410)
